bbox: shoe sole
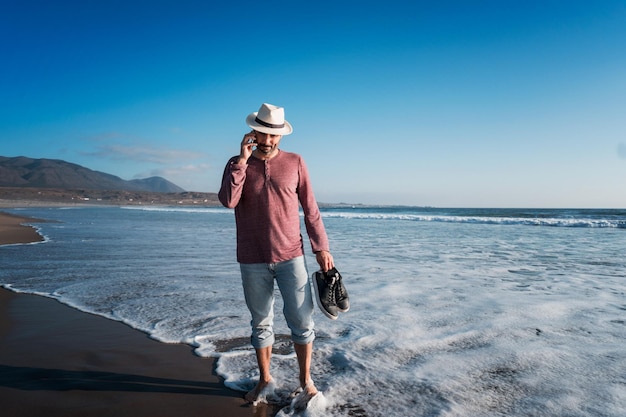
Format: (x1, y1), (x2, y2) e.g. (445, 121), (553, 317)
(312, 272), (338, 320)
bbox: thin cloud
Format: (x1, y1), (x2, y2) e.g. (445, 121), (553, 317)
(618, 143), (626, 160)
(82, 132), (124, 142)
(83, 144), (205, 164)
(136, 164), (211, 179)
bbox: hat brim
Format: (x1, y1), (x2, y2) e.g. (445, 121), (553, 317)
(246, 113), (293, 135)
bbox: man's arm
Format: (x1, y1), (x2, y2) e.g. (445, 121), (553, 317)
(297, 156), (333, 271)
(218, 132), (256, 208)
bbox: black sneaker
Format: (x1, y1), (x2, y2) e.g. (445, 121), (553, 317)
(312, 270), (338, 320)
(327, 268), (350, 313)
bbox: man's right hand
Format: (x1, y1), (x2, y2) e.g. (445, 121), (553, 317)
(237, 130), (257, 164)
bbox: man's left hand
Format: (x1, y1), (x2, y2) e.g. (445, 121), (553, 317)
(315, 250), (334, 272)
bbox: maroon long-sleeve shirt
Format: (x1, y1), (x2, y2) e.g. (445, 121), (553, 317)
(218, 150), (329, 264)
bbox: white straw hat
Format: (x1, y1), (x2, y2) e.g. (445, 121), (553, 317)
(246, 103), (293, 135)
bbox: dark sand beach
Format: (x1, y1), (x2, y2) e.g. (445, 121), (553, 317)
(0, 211), (46, 245)
(0, 211), (270, 417)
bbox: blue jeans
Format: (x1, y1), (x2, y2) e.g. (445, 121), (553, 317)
(240, 256), (315, 349)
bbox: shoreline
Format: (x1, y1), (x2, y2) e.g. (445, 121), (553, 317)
(0, 211), (275, 416)
(0, 211), (46, 245)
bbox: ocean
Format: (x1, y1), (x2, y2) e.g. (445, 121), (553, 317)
(1, 205), (625, 416)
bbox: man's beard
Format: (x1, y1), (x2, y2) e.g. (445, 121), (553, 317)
(257, 144), (276, 154)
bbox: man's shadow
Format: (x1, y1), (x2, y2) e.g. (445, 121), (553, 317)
(0, 363), (240, 397)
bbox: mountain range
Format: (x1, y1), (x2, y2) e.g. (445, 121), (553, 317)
(0, 156), (185, 193)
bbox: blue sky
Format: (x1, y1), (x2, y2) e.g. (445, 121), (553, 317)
(1, 0), (625, 208)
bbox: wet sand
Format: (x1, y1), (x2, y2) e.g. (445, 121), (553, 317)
(0, 211), (275, 417)
(0, 211), (46, 245)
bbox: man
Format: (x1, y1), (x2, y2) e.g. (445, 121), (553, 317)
(218, 103), (334, 404)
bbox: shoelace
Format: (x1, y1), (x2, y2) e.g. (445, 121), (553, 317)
(325, 274), (337, 305)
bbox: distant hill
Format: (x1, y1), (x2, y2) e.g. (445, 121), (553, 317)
(0, 156), (185, 193)
(128, 176), (185, 193)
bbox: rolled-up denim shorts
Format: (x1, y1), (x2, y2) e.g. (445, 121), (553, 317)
(240, 256), (315, 349)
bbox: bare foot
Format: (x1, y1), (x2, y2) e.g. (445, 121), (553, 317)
(303, 379), (318, 397)
(292, 380), (319, 412)
(245, 378), (275, 404)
